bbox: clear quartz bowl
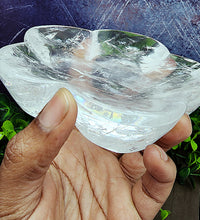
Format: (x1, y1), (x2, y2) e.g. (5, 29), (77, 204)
(0, 25), (200, 153)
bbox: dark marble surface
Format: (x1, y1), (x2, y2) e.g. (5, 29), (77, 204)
(0, 0), (200, 94)
(0, 0), (200, 61)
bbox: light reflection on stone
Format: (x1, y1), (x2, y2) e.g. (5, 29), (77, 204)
(0, 25), (200, 153)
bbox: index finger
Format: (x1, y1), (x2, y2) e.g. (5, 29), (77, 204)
(156, 114), (192, 151)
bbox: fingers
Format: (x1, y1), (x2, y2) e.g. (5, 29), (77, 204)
(132, 145), (176, 220)
(118, 114), (191, 187)
(0, 88), (77, 182)
(156, 114), (192, 151)
(119, 152), (145, 184)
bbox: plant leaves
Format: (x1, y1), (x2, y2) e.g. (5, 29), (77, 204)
(14, 118), (29, 132)
(0, 93), (11, 122)
(178, 167), (191, 184)
(172, 144), (179, 150)
(160, 209), (171, 220)
(167, 108), (200, 186)
(0, 93), (33, 164)
(192, 132), (200, 141)
(0, 132), (4, 140)
(1, 120), (16, 141)
(191, 164), (200, 173)
(197, 157), (200, 163)
(184, 136), (191, 143)
(191, 139), (198, 151)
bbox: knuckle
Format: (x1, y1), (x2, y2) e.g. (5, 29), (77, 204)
(120, 163), (139, 184)
(141, 180), (165, 204)
(1, 119), (50, 180)
(120, 157), (145, 184)
(3, 130), (47, 180)
(3, 126), (41, 167)
(4, 134), (24, 166)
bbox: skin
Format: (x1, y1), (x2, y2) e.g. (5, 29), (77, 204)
(0, 88), (192, 220)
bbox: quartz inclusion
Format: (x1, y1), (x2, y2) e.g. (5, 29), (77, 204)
(0, 26), (200, 153)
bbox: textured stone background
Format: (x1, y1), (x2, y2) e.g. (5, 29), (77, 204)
(0, 0), (200, 61)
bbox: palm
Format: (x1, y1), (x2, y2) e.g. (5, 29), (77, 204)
(0, 90), (191, 220)
(30, 129), (145, 220)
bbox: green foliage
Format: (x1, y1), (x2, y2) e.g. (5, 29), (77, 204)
(168, 108), (200, 187)
(160, 209), (171, 220)
(0, 93), (33, 163)
(1, 120), (16, 141)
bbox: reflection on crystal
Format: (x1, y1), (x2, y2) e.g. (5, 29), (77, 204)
(0, 25), (200, 153)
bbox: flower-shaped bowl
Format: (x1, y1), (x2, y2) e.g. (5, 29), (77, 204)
(0, 25), (200, 153)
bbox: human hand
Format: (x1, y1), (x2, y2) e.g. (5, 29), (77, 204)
(0, 88), (192, 220)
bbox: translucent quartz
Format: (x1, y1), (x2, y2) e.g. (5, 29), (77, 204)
(0, 25), (200, 153)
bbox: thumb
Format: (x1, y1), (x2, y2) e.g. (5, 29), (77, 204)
(132, 145), (176, 220)
(0, 88), (77, 183)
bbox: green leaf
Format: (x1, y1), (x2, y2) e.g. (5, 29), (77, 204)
(188, 153), (193, 166)
(1, 120), (16, 140)
(2, 120), (14, 131)
(191, 131), (200, 141)
(191, 117), (199, 124)
(7, 130), (16, 141)
(0, 93), (11, 121)
(174, 153), (186, 159)
(191, 139), (198, 151)
(172, 145), (179, 150)
(197, 157), (200, 163)
(14, 118), (29, 132)
(193, 153), (197, 164)
(179, 167), (191, 178)
(184, 136), (191, 143)
(160, 209), (171, 220)
(0, 132), (4, 140)
(178, 167), (191, 184)
(191, 164), (200, 172)
(0, 93), (33, 164)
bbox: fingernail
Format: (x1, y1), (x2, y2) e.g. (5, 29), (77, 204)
(159, 147), (168, 161)
(38, 88), (69, 131)
(154, 145), (168, 161)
